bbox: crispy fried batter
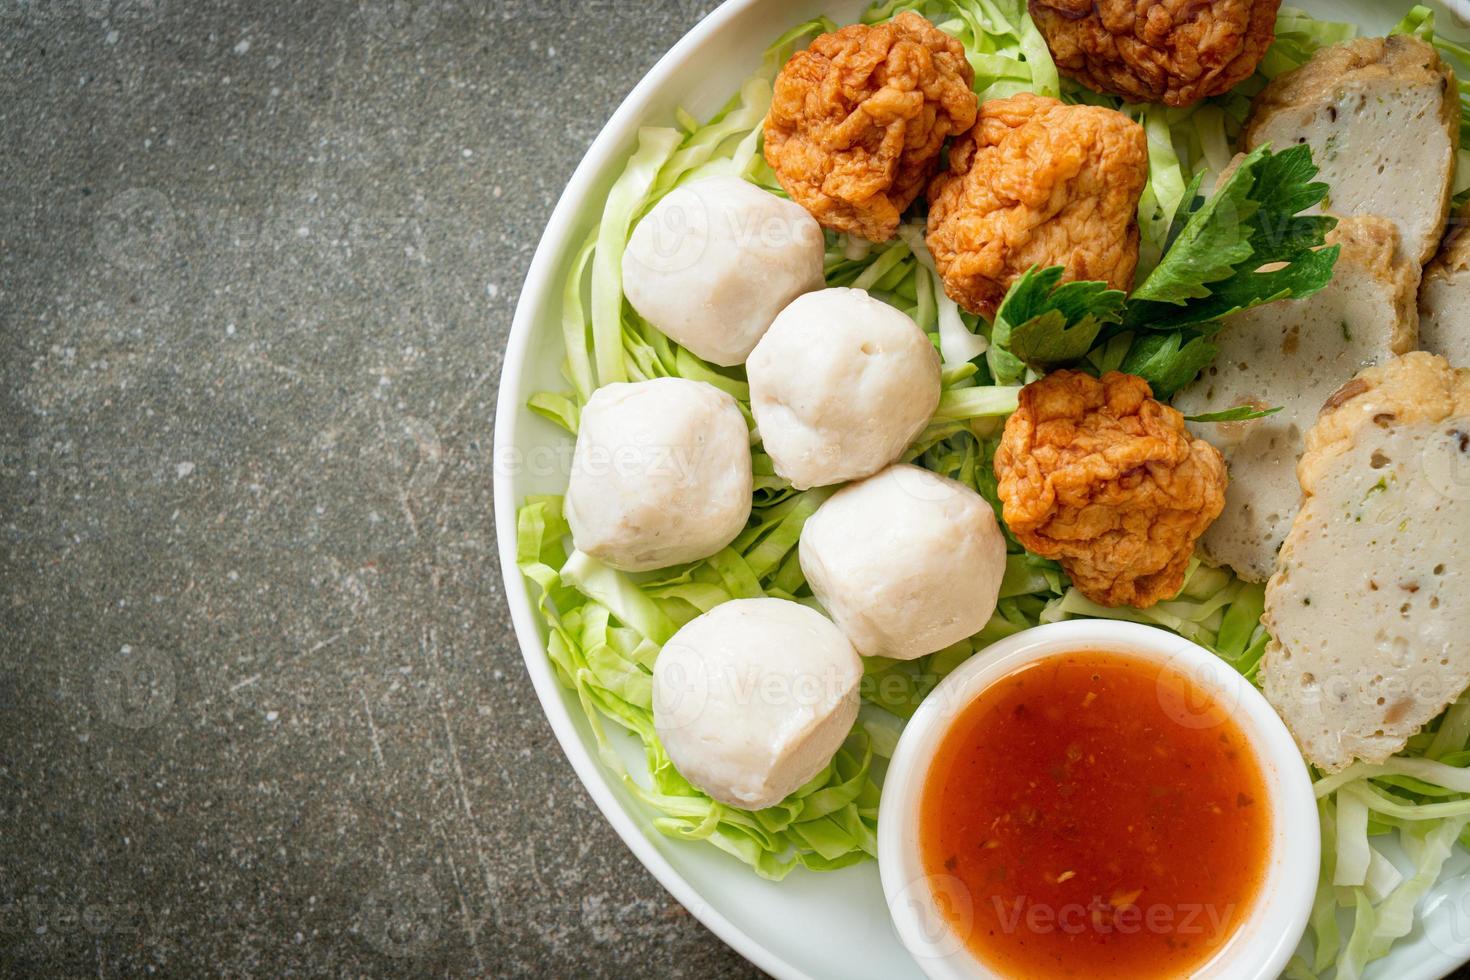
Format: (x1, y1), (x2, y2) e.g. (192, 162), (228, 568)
(1029, 0), (1281, 106)
(763, 12), (978, 242)
(925, 94), (1147, 319)
(995, 371), (1228, 608)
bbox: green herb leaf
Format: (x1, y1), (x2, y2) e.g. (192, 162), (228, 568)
(1135, 167), (1257, 305)
(1160, 170), (1207, 255)
(1119, 328), (1221, 400)
(1184, 405), (1284, 424)
(988, 266), (1126, 382)
(984, 145), (1339, 388)
(1130, 245), (1341, 331)
(1010, 311), (1103, 366)
(1125, 144), (1339, 331)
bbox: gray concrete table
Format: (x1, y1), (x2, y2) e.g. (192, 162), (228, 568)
(9, 3), (1470, 980)
(1, 0), (760, 975)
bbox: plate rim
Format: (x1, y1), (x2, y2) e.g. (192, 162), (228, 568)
(492, 2), (1470, 978)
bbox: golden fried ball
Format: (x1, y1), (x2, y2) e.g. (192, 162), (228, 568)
(994, 371), (1227, 608)
(1029, 0), (1281, 106)
(925, 94), (1147, 320)
(763, 12), (978, 243)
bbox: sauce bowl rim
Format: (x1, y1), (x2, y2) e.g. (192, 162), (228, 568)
(877, 618), (1319, 980)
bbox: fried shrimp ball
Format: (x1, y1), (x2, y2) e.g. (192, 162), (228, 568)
(763, 12), (978, 242)
(926, 94), (1147, 319)
(994, 371), (1228, 608)
(1029, 0), (1281, 107)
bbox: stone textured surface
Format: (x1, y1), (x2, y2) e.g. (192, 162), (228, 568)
(12, 3), (1470, 979)
(0, 0), (760, 976)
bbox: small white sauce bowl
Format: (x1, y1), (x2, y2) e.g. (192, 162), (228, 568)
(878, 619), (1318, 980)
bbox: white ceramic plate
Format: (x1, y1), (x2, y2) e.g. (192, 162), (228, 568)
(494, 2), (1470, 977)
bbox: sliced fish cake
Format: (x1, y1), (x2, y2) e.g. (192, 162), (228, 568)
(1420, 201), (1470, 365)
(1174, 216), (1418, 581)
(1244, 35), (1457, 266)
(1262, 352), (1470, 772)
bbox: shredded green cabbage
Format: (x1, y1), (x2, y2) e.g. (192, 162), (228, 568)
(516, 0), (1470, 970)
(863, 0), (1059, 100)
(519, 494), (884, 879)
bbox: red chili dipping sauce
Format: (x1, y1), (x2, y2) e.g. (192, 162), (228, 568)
(920, 651), (1271, 979)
